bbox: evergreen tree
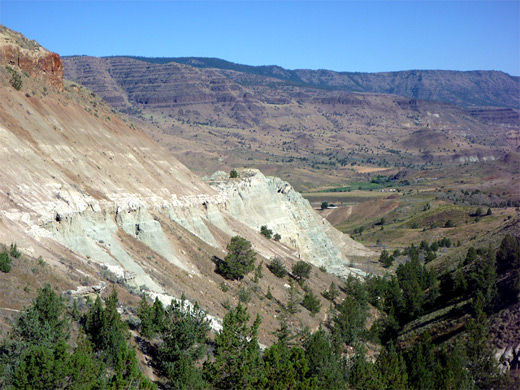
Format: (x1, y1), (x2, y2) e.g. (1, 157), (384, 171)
(217, 236), (257, 280)
(15, 283), (69, 347)
(301, 290), (322, 317)
(405, 332), (435, 390)
(254, 261), (263, 282)
(464, 246), (478, 265)
(433, 341), (472, 390)
(151, 297), (165, 332)
(465, 292), (501, 389)
(137, 294), (155, 338)
(496, 234), (520, 304)
(395, 256), (437, 322)
(322, 281), (340, 302)
(343, 274), (368, 304)
(292, 260), (312, 283)
(71, 298), (81, 321)
(424, 250), (436, 264)
(261, 343), (316, 390)
(1, 286), (154, 390)
(365, 274), (388, 311)
(204, 303), (263, 389)
(84, 291), (128, 366)
(468, 246), (498, 312)
(331, 294), (368, 346)
(11, 340), (70, 389)
(347, 344), (383, 390)
(138, 295), (166, 339)
(379, 249), (394, 268)
(286, 279), (301, 315)
(0, 250), (11, 273)
(109, 345), (156, 389)
(158, 298), (210, 389)
(273, 312), (294, 348)
(67, 331), (108, 389)
(304, 329), (346, 389)
(369, 310), (400, 346)
(376, 341), (408, 390)
(266, 285), (273, 300)
(385, 276), (405, 319)
(453, 261), (469, 296)
(496, 234), (520, 274)
(268, 257), (287, 278)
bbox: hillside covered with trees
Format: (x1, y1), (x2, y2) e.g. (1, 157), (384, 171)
(1, 234), (518, 389)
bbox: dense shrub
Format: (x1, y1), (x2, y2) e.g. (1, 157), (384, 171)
(9, 243), (21, 258)
(0, 251), (11, 273)
(6, 66), (22, 91)
(229, 169), (238, 178)
(260, 225), (273, 239)
(267, 257), (287, 278)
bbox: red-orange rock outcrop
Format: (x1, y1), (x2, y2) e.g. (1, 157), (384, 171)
(0, 25), (63, 90)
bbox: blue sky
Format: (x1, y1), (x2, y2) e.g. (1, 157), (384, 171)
(1, 1), (519, 75)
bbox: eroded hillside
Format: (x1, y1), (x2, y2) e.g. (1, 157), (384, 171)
(0, 25), (372, 344)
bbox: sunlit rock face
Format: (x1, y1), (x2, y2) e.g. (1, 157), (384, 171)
(0, 25), (64, 90)
(207, 169), (372, 276)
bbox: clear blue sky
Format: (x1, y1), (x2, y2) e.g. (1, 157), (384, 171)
(1, 0), (519, 75)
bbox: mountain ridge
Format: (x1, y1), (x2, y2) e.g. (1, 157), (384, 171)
(65, 55), (520, 108)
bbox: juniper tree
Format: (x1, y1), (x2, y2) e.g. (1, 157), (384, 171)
(217, 236), (257, 280)
(292, 260), (312, 283)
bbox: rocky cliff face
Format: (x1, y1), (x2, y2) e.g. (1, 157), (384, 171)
(0, 25), (63, 90)
(206, 170), (371, 275)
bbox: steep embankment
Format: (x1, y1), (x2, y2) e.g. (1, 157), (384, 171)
(0, 26), (372, 334)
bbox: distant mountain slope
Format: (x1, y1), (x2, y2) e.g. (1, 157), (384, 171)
(112, 56), (520, 108)
(62, 55), (520, 191)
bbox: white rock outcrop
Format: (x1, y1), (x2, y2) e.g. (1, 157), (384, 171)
(207, 169), (372, 275)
